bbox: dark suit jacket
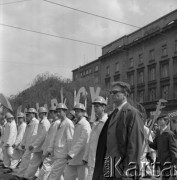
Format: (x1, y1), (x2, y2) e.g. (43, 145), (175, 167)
(149, 127), (177, 168)
(92, 103), (144, 180)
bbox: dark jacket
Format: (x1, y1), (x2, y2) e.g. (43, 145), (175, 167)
(92, 103), (144, 180)
(149, 127), (177, 168)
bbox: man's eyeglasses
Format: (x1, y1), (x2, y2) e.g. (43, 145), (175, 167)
(110, 90), (123, 95)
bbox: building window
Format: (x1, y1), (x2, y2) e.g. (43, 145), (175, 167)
(174, 59), (177, 76)
(149, 67), (156, 81)
(106, 66), (110, 76)
(114, 74), (120, 81)
(149, 88), (156, 101)
(83, 71), (85, 76)
(175, 40), (177, 52)
(162, 45), (167, 57)
(161, 85), (169, 100)
(129, 58), (134, 67)
(130, 92), (134, 101)
(139, 54), (143, 64)
(138, 90), (144, 103)
(75, 74), (78, 79)
(86, 70), (89, 75)
(127, 73), (134, 85)
(149, 49), (155, 61)
(80, 72), (82, 77)
(95, 66), (98, 72)
(105, 78), (111, 89)
(160, 63), (169, 78)
(94, 76), (99, 84)
(115, 62), (119, 72)
(89, 69), (92, 74)
(137, 70), (144, 84)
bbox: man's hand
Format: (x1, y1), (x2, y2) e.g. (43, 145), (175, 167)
(82, 160), (88, 165)
(66, 154), (72, 160)
(6, 144), (10, 147)
(29, 145), (34, 151)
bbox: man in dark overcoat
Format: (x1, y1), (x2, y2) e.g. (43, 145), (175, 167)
(92, 81), (144, 180)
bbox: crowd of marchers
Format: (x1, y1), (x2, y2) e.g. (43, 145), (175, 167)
(0, 81), (177, 180)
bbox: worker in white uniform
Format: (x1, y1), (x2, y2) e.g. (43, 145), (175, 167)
(12, 112), (27, 169)
(83, 96), (108, 180)
(47, 103), (74, 180)
(24, 107), (50, 179)
(37, 106), (61, 180)
(2, 112), (17, 169)
(17, 108), (39, 178)
(64, 103), (91, 180)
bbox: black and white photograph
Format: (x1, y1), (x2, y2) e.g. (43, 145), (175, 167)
(0, 0), (177, 180)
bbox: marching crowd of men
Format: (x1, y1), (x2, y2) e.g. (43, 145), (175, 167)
(1, 81), (177, 180)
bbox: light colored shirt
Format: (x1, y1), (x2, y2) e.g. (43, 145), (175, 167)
(15, 122), (27, 146)
(52, 117), (74, 158)
(3, 120), (17, 146)
(116, 100), (127, 111)
(32, 117), (50, 152)
(68, 117), (91, 165)
(42, 119), (61, 155)
(21, 117), (39, 148)
(83, 113), (108, 168)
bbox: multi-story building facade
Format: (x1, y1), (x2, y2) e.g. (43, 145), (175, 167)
(72, 10), (177, 115)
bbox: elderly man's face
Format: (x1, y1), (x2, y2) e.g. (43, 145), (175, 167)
(111, 85), (126, 105)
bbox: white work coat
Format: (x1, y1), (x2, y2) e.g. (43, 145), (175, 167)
(32, 117), (50, 152)
(15, 122), (27, 147)
(3, 120), (17, 146)
(83, 113), (108, 168)
(51, 117), (74, 159)
(42, 119), (61, 155)
(68, 117), (91, 165)
(21, 118), (39, 149)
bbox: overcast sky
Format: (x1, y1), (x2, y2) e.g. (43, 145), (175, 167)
(0, 0), (177, 97)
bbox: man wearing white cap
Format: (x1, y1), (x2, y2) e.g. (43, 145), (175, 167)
(2, 112), (17, 169)
(37, 106), (61, 180)
(47, 103), (74, 180)
(17, 108), (39, 178)
(24, 107), (50, 179)
(64, 103), (91, 180)
(83, 96), (108, 180)
(11, 112), (27, 169)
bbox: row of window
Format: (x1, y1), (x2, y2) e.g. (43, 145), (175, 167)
(131, 83), (177, 103)
(129, 40), (177, 67)
(127, 59), (177, 85)
(106, 62), (119, 75)
(105, 80), (177, 103)
(80, 65), (99, 77)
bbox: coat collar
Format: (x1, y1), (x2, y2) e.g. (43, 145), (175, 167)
(108, 102), (130, 129)
(28, 117), (38, 126)
(75, 117), (86, 125)
(40, 117), (48, 124)
(98, 113), (108, 123)
(160, 126), (171, 134)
